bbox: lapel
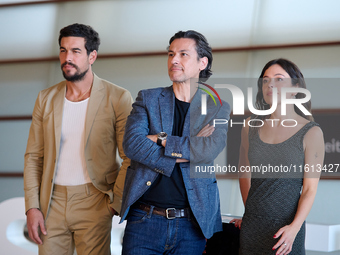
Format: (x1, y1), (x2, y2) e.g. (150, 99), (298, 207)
(53, 82), (66, 157)
(189, 89), (207, 132)
(190, 88), (201, 118)
(159, 86), (174, 135)
(85, 73), (105, 144)
(158, 87), (201, 136)
(182, 96), (195, 136)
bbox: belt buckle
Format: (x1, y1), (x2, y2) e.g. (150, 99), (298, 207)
(166, 208), (176, 219)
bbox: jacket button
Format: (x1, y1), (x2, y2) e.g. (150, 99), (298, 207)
(146, 181), (151, 186)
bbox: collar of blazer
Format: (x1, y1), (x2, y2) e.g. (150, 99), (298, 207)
(157, 85), (202, 137)
(84, 73), (105, 142)
(53, 73), (105, 153)
(158, 86), (175, 135)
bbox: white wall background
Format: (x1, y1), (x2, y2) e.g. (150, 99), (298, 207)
(0, 0), (339, 254)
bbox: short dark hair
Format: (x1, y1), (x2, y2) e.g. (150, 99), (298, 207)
(256, 58), (313, 121)
(58, 23), (100, 55)
(169, 30), (213, 80)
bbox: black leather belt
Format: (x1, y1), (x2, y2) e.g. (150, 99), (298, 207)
(134, 203), (190, 219)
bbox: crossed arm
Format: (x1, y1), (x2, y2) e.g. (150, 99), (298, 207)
(123, 90), (230, 176)
(146, 123), (216, 162)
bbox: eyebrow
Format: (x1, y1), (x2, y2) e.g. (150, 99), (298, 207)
(60, 46), (82, 51)
(263, 73), (286, 78)
(167, 49), (189, 53)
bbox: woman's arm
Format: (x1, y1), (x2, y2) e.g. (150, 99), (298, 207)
(273, 126), (325, 255)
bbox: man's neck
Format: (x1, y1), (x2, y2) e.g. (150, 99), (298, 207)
(66, 71), (93, 92)
(65, 72), (94, 101)
(173, 81), (198, 103)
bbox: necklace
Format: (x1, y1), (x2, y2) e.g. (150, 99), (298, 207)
(77, 84), (92, 101)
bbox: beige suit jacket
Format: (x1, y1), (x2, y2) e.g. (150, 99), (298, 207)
(24, 74), (132, 218)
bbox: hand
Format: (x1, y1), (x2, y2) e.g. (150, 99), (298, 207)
(146, 134), (157, 143)
(197, 124), (215, 137)
(26, 208), (47, 245)
(229, 218), (242, 229)
(272, 224), (300, 255)
(176, 158), (189, 163)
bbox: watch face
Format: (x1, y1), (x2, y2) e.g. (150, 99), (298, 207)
(158, 132), (167, 139)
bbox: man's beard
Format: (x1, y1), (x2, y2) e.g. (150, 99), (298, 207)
(61, 62), (89, 82)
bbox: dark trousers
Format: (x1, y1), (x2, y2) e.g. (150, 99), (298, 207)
(205, 223), (240, 255)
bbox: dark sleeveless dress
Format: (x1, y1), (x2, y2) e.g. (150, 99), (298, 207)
(239, 122), (318, 255)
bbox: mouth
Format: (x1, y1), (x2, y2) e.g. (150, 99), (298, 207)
(62, 62), (76, 70)
(266, 89), (273, 96)
(64, 66), (74, 71)
(170, 66), (182, 72)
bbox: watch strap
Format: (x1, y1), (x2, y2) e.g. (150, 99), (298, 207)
(157, 138), (163, 146)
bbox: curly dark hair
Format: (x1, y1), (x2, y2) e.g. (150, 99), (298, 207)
(168, 30), (213, 80)
(58, 23), (100, 55)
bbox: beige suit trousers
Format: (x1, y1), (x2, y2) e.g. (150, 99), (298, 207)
(39, 183), (113, 255)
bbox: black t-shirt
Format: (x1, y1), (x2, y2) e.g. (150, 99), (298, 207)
(139, 98), (190, 208)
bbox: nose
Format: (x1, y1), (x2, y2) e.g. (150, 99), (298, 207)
(267, 78), (274, 88)
(65, 51), (73, 63)
(171, 54), (179, 65)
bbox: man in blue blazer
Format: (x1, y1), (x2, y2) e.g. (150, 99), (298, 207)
(121, 30), (230, 254)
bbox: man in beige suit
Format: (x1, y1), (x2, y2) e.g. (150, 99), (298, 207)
(24, 23), (132, 255)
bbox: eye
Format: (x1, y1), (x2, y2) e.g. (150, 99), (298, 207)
(277, 77), (283, 82)
(60, 49), (66, 53)
(262, 78), (269, 84)
(181, 53), (188, 56)
(168, 52), (174, 57)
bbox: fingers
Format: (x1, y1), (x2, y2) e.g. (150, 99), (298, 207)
(273, 228), (284, 240)
(197, 124), (215, 137)
(26, 208), (46, 245)
(235, 219), (242, 229)
(146, 134), (157, 143)
(274, 240), (292, 255)
(28, 223), (43, 245)
(39, 220), (47, 236)
(273, 231), (292, 255)
(176, 158), (189, 163)
(229, 218), (242, 229)
(272, 232), (281, 251)
(229, 219), (236, 226)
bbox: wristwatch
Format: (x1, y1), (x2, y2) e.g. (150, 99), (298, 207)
(157, 132), (168, 146)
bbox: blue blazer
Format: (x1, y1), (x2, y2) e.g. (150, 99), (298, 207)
(120, 85), (230, 238)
